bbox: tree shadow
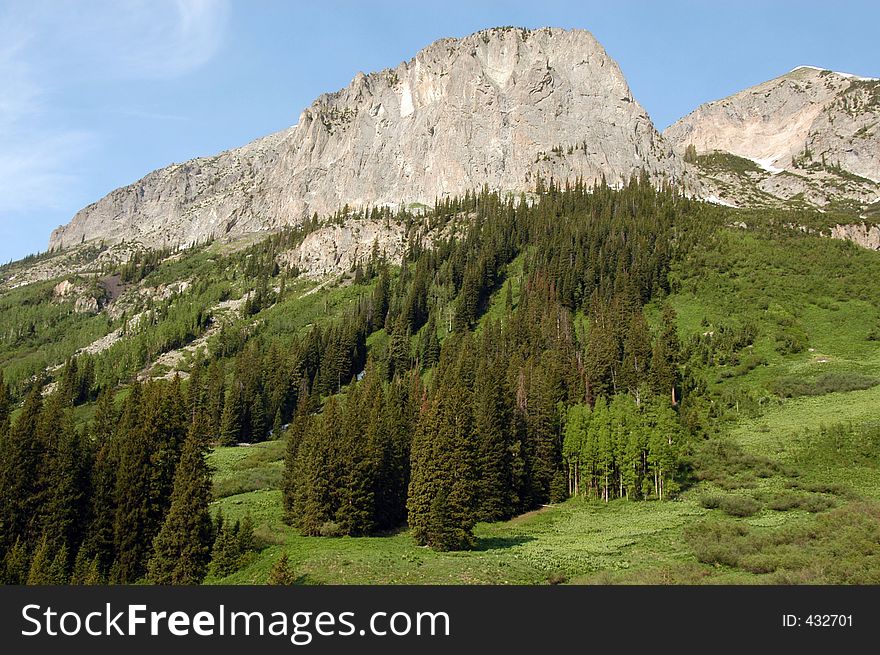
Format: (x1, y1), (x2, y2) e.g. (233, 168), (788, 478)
(474, 535), (535, 551)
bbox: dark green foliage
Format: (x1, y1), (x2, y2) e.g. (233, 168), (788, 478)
(689, 439), (785, 491)
(285, 364), (413, 536)
(267, 554), (296, 585)
(685, 503), (880, 583)
(147, 431), (214, 584)
(1, 538), (30, 585)
(650, 304), (682, 405)
(0, 389), (44, 553)
(408, 379), (477, 551)
(774, 327), (808, 355)
(1, 178), (708, 566)
(716, 494), (761, 517)
(770, 372), (879, 398)
(26, 537), (68, 585)
(793, 422), (880, 468)
(209, 514), (258, 578)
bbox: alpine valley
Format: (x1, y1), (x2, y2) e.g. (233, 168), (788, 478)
(2, 27), (880, 586)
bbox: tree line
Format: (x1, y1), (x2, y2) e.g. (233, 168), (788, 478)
(1, 177), (710, 573)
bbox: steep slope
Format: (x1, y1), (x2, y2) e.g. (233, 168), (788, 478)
(666, 66), (880, 210)
(49, 27), (685, 251)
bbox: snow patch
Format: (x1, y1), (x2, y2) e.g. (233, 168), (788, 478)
(400, 82), (414, 118)
(705, 195), (738, 208)
(789, 65), (878, 82)
(833, 71), (879, 82)
(749, 156), (784, 175)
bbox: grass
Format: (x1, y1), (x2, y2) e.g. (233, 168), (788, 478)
(200, 217), (880, 585)
(207, 484), (707, 585)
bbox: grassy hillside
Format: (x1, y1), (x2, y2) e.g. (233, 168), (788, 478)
(200, 214), (880, 585)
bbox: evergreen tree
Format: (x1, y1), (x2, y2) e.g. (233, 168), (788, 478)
(650, 305), (681, 405)
(0, 389), (43, 553)
(267, 554), (296, 585)
(408, 384), (477, 551)
(472, 363), (515, 521)
(27, 537), (68, 585)
(42, 416), (90, 560)
(81, 391), (119, 576)
(418, 313), (441, 368)
(1, 538), (29, 585)
(147, 430), (213, 584)
(209, 524), (241, 578)
(220, 383), (246, 445)
(282, 384), (313, 523)
(111, 389), (152, 583)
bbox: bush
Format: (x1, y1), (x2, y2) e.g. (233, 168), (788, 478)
(775, 328), (808, 355)
(690, 439), (783, 490)
(684, 520), (758, 567)
(318, 521), (344, 538)
(764, 491), (834, 513)
(771, 373), (878, 398)
(718, 495), (761, 517)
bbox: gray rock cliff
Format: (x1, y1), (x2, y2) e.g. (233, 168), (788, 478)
(50, 27), (686, 251)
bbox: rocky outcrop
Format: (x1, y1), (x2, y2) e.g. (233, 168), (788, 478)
(829, 223), (880, 250)
(49, 27), (686, 252)
(666, 66), (880, 209)
(279, 220), (410, 279)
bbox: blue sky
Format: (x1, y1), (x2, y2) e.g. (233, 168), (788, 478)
(1, 0), (878, 263)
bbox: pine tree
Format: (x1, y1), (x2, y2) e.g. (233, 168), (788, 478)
(620, 310), (652, 404)
(282, 384), (313, 523)
(472, 363), (514, 521)
(335, 386), (377, 536)
(209, 523), (242, 578)
(387, 316), (412, 380)
(42, 416), (90, 559)
(419, 313), (441, 368)
(0, 371), (10, 438)
(1, 538), (29, 584)
(111, 389), (152, 584)
(81, 391), (118, 576)
(0, 388), (43, 553)
(27, 537), (68, 585)
(147, 430), (213, 584)
(220, 382), (245, 445)
(650, 305), (681, 405)
(236, 514), (256, 555)
(408, 383), (477, 551)
(267, 553), (296, 585)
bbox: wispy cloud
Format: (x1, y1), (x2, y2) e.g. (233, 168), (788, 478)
(0, 0), (230, 218)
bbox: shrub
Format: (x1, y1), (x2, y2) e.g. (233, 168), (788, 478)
(684, 520), (758, 567)
(766, 491), (803, 512)
(775, 328), (808, 355)
(318, 521), (344, 537)
(770, 373), (878, 398)
(718, 495), (761, 517)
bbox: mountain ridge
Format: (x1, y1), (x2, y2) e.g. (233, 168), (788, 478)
(667, 65), (880, 209)
(49, 26), (686, 252)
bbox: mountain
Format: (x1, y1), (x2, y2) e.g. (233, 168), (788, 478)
(49, 27), (685, 251)
(666, 66), (880, 210)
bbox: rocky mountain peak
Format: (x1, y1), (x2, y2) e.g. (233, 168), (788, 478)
(49, 27), (684, 252)
(666, 65), (880, 209)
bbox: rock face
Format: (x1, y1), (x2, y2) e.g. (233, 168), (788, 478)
(666, 66), (880, 208)
(49, 27), (685, 251)
(279, 220), (410, 279)
(829, 223), (880, 250)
